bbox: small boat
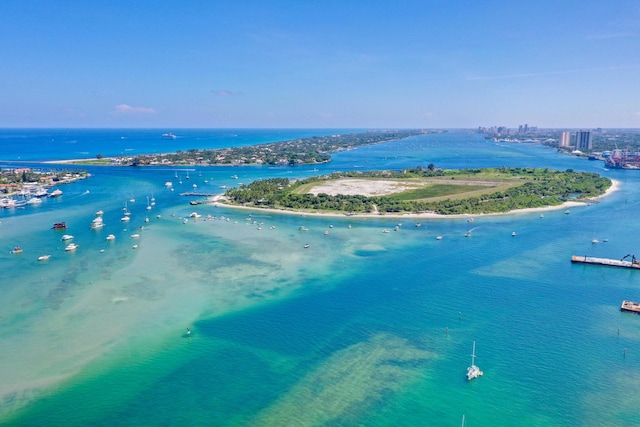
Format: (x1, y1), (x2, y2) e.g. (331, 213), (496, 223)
(64, 243), (79, 251)
(61, 234), (74, 241)
(91, 217), (104, 229)
(106, 234), (116, 241)
(511, 232), (517, 237)
(592, 238), (598, 244)
(165, 181), (173, 187)
(466, 341), (483, 381)
(130, 234), (140, 239)
(565, 210), (570, 214)
(464, 232), (471, 237)
(11, 246), (23, 254)
(231, 175), (238, 179)
(26, 197), (42, 205)
(96, 210), (104, 216)
(436, 236), (443, 240)
(121, 216), (131, 222)
(38, 254), (51, 261)
(382, 229), (390, 233)
(304, 243), (310, 249)
(324, 230), (329, 236)
(132, 244), (138, 249)
(299, 226), (309, 231)
(161, 132), (177, 140)
(52, 222), (67, 230)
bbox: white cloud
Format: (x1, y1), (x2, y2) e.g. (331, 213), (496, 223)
(112, 104), (156, 115)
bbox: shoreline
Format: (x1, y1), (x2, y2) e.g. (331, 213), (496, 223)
(208, 179), (620, 220)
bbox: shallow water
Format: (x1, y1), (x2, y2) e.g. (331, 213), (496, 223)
(1, 130), (639, 426)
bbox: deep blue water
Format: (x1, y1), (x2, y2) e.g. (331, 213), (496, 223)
(1, 129), (639, 426)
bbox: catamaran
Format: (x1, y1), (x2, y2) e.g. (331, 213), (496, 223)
(466, 341), (483, 381)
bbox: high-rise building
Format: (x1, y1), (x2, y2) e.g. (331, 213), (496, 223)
(560, 131), (571, 147)
(575, 130), (592, 151)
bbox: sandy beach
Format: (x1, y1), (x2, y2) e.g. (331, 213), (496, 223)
(210, 178), (620, 219)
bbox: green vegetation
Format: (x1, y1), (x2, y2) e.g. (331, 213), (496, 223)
(104, 130), (429, 166)
(223, 167), (611, 215)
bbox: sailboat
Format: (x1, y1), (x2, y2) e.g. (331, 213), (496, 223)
(466, 341), (483, 381)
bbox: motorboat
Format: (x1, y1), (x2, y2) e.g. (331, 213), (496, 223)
(91, 217), (105, 229)
(65, 243), (79, 251)
(61, 234), (74, 241)
(11, 246), (23, 254)
(38, 254), (51, 261)
(106, 234), (116, 241)
(26, 197), (42, 205)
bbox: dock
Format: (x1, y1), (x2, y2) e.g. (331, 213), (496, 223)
(571, 255), (640, 270)
(179, 192), (217, 197)
(621, 300), (640, 314)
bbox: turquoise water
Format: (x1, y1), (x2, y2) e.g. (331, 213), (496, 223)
(2, 131), (640, 426)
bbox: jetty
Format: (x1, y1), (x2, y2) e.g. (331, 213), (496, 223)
(621, 300), (640, 314)
(571, 255), (640, 270)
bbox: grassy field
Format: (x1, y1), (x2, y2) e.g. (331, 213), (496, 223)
(296, 177), (523, 202)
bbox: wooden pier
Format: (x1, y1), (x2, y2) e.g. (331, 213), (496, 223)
(621, 300), (640, 314)
(571, 255), (640, 270)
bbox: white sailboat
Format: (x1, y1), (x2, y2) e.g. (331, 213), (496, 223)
(466, 341), (483, 381)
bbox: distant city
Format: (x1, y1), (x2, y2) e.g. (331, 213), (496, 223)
(477, 125), (640, 153)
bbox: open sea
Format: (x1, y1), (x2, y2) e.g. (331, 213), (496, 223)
(1, 129), (640, 426)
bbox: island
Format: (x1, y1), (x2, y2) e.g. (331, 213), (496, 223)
(219, 167), (611, 216)
(69, 129), (432, 166)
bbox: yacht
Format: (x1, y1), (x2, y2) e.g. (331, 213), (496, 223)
(91, 217), (105, 229)
(161, 132), (177, 140)
(26, 197), (42, 205)
(466, 341), (483, 381)
(48, 189), (63, 198)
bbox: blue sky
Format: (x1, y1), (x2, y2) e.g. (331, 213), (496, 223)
(1, 1), (638, 128)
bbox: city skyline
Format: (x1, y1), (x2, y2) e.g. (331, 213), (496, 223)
(1, 1), (639, 129)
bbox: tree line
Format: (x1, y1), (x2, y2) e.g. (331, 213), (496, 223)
(223, 167), (611, 215)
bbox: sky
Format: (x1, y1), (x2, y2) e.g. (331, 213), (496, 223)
(1, 0), (639, 129)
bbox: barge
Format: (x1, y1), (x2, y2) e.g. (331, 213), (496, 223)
(571, 255), (640, 270)
(621, 300), (640, 314)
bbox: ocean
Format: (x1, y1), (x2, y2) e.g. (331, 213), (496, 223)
(1, 129), (640, 426)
